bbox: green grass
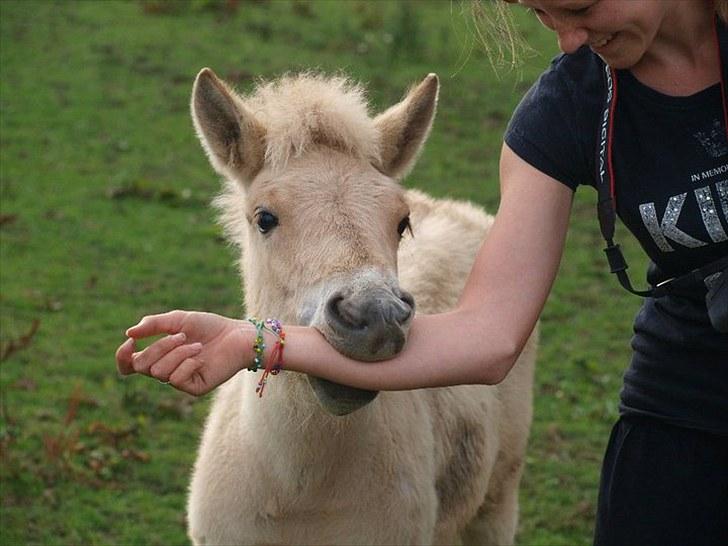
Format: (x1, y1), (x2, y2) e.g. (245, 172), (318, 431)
(1, 1), (647, 544)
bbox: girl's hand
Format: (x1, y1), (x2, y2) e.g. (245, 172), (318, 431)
(115, 310), (249, 396)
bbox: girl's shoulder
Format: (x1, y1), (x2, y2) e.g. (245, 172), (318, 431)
(504, 47), (604, 191)
(536, 47), (604, 117)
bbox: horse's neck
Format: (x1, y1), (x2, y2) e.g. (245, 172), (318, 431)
(229, 370), (376, 462)
(237, 277), (380, 461)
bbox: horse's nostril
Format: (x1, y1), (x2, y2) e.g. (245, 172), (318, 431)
(326, 292), (344, 321)
(399, 290), (415, 309)
(326, 292), (362, 329)
(397, 305), (413, 325)
(390, 300), (413, 325)
(396, 290), (415, 324)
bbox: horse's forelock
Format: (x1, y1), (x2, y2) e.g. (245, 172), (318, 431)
(244, 73), (381, 172)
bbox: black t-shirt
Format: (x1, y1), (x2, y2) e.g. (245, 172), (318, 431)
(505, 26), (728, 435)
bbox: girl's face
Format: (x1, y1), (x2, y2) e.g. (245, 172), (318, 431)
(518, 0), (671, 69)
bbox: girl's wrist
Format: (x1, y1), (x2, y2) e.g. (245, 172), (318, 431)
(235, 317), (288, 396)
(231, 319), (255, 373)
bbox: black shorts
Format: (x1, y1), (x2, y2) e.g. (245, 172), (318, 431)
(594, 416), (728, 546)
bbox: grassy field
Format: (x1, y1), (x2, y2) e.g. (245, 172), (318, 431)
(1, 1), (647, 544)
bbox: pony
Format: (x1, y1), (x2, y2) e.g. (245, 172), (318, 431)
(186, 69), (536, 545)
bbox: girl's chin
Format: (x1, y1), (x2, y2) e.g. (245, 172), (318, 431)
(591, 35), (644, 70)
(598, 53), (641, 70)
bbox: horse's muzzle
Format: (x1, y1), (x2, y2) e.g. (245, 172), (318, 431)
(306, 275), (415, 416)
(324, 286), (414, 362)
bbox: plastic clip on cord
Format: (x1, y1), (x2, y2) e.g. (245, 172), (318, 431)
(245, 317), (286, 397)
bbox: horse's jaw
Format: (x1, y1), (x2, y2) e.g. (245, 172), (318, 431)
(301, 303), (382, 417)
(306, 376), (379, 416)
(256, 270), (411, 417)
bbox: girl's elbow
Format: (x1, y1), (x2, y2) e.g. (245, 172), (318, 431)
(476, 340), (521, 385)
(480, 324), (538, 385)
(483, 326), (539, 385)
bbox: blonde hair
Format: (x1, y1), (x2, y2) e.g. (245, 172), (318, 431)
(468, 0), (530, 72)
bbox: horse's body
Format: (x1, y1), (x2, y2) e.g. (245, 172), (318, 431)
(186, 71), (536, 545)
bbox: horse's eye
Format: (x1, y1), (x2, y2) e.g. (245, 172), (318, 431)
(397, 215), (412, 239)
(256, 210), (279, 234)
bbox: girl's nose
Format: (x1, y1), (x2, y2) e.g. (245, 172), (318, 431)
(556, 26), (589, 54)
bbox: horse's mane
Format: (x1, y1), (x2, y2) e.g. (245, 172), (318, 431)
(239, 73), (381, 172)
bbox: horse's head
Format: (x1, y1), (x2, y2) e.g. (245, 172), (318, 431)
(191, 70), (438, 415)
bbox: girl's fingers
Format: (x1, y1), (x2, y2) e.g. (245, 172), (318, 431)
(126, 310), (187, 339)
(116, 337), (136, 375)
(149, 343), (203, 382)
(131, 332), (188, 375)
(169, 357), (208, 396)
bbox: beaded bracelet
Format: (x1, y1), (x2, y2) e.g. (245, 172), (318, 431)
(245, 317), (286, 397)
(246, 318), (267, 372)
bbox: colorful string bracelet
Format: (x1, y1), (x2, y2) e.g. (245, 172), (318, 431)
(245, 317), (286, 397)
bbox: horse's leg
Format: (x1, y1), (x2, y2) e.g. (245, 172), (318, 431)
(459, 454), (524, 546)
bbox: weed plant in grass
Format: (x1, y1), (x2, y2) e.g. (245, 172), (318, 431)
(1, 1), (644, 545)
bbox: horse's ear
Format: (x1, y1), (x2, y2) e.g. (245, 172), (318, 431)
(191, 68), (266, 184)
(374, 73), (438, 180)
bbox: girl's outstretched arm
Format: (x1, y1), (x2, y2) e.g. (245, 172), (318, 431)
(115, 144), (573, 395)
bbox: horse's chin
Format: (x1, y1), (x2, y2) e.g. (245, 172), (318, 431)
(306, 326), (407, 416)
(306, 376), (379, 416)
